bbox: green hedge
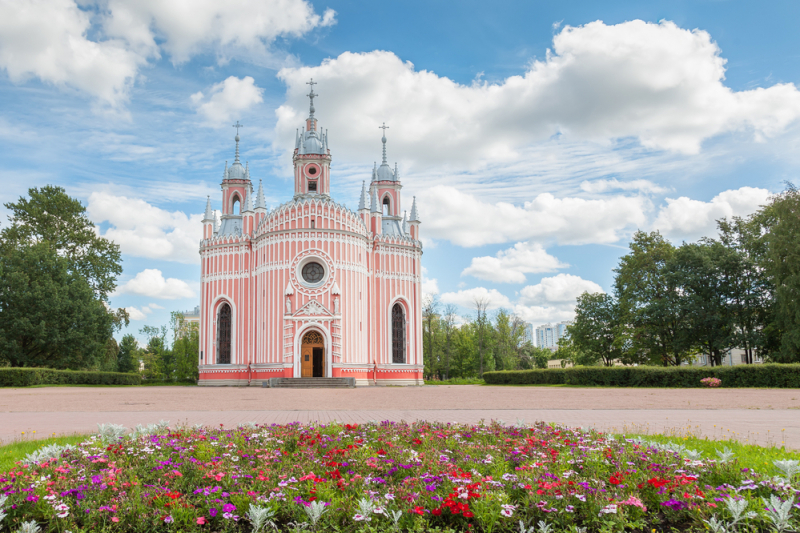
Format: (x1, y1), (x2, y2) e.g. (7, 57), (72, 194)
(0, 367), (141, 387)
(483, 364), (800, 387)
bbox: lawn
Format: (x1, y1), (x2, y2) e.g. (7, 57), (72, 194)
(1, 421), (798, 532)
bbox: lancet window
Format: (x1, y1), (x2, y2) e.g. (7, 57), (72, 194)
(392, 303), (405, 364)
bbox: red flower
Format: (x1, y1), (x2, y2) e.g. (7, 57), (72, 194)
(408, 506), (424, 515)
(463, 511), (474, 518)
(432, 509), (442, 516)
(377, 449), (387, 456)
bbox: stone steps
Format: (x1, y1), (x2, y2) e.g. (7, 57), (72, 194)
(266, 377), (355, 389)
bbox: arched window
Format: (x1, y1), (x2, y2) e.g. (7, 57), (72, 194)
(231, 194), (241, 215)
(392, 303), (405, 364)
(382, 196), (391, 216)
(218, 303), (232, 364)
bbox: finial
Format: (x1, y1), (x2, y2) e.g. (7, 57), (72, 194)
(379, 122), (389, 165)
(233, 120), (244, 135)
(358, 180), (368, 210)
(306, 78), (318, 128)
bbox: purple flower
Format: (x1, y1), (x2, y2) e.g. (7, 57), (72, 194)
(209, 508), (218, 517)
(222, 503), (236, 513)
(91, 475), (103, 484)
(164, 516), (174, 523)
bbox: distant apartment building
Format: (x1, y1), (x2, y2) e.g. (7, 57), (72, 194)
(535, 322), (571, 350)
(180, 305), (200, 326)
(522, 323), (534, 345)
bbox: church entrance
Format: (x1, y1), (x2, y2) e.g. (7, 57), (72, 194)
(301, 330), (325, 377)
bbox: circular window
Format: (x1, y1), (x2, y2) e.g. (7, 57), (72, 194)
(308, 166), (317, 175)
(302, 262), (325, 284)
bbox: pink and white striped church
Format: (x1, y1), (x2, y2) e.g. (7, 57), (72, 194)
(198, 83), (424, 386)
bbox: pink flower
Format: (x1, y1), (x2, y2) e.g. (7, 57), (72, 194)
(197, 517), (207, 525)
(111, 517), (120, 523)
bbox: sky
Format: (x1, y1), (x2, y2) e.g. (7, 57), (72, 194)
(2, 0), (800, 342)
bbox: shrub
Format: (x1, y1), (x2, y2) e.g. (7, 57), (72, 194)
(0, 367), (141, 387)
(701, 377), (722, 387)
(483, 364), (800, 387)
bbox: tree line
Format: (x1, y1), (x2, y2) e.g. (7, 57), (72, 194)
(422, 300), (553, 379)
(117, 313), (199, 382)
(568, 186), (800, 366)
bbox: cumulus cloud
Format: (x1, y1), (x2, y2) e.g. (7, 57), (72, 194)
(192, 76), (264, 124)
(462, 242), (567, 283)
(423, 186), (649, 247)
(0, 0), (334, 106)
(514, 274), (603, 325)
(87, 192), (202, 264)
(125, 306), (147, 321)
(276, 20), (800, 166)
(101, 0), (336, 64)
(420, 267), (439, 298)
(653, 186), (772, 241)
(0, 0), (145, 107)
(440, 287), (511, 310)
(580, 178), (669, 194)
(116, 269), (196, 299)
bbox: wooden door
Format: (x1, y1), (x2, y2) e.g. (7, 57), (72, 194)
(301, 345), (313, 377)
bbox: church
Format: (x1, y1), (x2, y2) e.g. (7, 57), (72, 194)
(197, 82), (424, 386)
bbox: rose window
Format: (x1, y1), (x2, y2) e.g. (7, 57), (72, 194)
(301, 262), (325, 284)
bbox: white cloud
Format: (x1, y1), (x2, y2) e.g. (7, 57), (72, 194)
(276, 20), (800, 166)
(420, 267), (439, 298)
(518, 274), (603, 306)
(0, 0), (145, 107)
(0, 0), (334, 106)
(192, 76), (265, 124)
(86, 192), (202, 264)
(148, 303), (165, 309)
(515, 274), (603, 325)
(423, 185), (649, 247)
(440, 287), (511, 310)
(462, 242), (567, 283)
(653, 186), (772, 241)
(102, 0), (336, 64)
(125, 306), (147, 321)
(117, 269), (195, 299)
(580, 178), (668, 194)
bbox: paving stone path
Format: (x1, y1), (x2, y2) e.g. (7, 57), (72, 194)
(1, 385), (798, 448)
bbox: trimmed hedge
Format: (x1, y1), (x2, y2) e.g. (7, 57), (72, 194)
(483, 363), (800, 388)
(0, 367), (141, 387)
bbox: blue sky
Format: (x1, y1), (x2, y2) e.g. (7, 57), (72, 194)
(2, 0), (800, 342)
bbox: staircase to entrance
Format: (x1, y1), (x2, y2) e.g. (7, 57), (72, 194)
(266, 377), (355, 389)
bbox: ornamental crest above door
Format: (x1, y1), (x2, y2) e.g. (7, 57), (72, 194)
(294, 299), (332, 317)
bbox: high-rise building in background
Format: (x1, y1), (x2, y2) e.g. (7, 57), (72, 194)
(535, 322), (571, 350)
(522, 323), (534, 345)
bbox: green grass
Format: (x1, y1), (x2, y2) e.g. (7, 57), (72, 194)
(620, 432), (800, 475)
(0, 434), (88, 472)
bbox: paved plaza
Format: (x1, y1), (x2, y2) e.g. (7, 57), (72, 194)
(1, 385), (798, 448)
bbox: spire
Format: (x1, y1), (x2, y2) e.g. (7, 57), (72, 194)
(223, 161), (228, 179)
(370, 186), (380, 213)
(372, 162), (377, 182)
(358, 181), (368, 210)
(255, 179), (266, 209)
(394, 162), (399, 181)
(409, 196), (420, 222)
(234, 135), (240, 164)
(306, 78), (318, 130)
(379, 122), (389, 165)
(213, 210), (220, 233)
(402, 211), (409, 234)
(243, 189), (253, 212)
(203, 196), (213, 222)
(244, 161), (250, 179)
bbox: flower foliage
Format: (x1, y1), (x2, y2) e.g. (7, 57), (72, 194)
(701, 377), (722, 388)
(0, 420), (798, 532)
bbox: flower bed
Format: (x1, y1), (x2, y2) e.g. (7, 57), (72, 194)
(1, 421), (798, 532)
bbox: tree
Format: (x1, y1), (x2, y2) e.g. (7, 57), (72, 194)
(0, 243), (116, 369)
(140, 325), (168, 381)
(473, 297), (490, 376)
(614, 231), (688, 366)
(422, 296), (440, 379)
(752, 185), (800, 362)
(117, 334), (140, 374)
(1, 186), (122, 300)
(440, 305), (458, 379)
(569, 292), (624, 366)
(171, 312), (199, 382)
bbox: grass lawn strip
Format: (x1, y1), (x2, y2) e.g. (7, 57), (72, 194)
(0, 421), (798, 532)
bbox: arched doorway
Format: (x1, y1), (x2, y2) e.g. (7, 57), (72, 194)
(301, 330), (325, 377)
(218, 303), (232, 364)
(392, 303), (406, 364)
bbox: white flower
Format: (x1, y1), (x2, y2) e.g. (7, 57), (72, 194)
(385, 493), (395, 500)
(54, 504), (69, 511)
(56, 511), (69, 518)
(374, 507), (386, 515)
(500, 508), (514, 517)
(353, 513), (370, 522)
(599, 504), (618, 516)
(232, 456), (240, 462)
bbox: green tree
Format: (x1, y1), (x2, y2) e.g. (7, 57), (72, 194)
(569, 292), (624, 366)
(117, 334), (140, 374)
(171, 312), (199, 382)
(1, 185), (122, 299)
(0, 243), (116, 369)
(751, 185), (800, 362)
(614, 231), (689, 366)
(140, 325), (168, 381)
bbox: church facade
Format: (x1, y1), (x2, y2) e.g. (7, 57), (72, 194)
(197, 85), (424, 386)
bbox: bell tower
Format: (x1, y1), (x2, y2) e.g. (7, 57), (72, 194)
(293, 79), (332, 198)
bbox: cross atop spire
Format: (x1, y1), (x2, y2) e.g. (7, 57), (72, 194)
(232, 121), (244, 135)
(379, 122), (389, 164)
(306, 78), (318, 126)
